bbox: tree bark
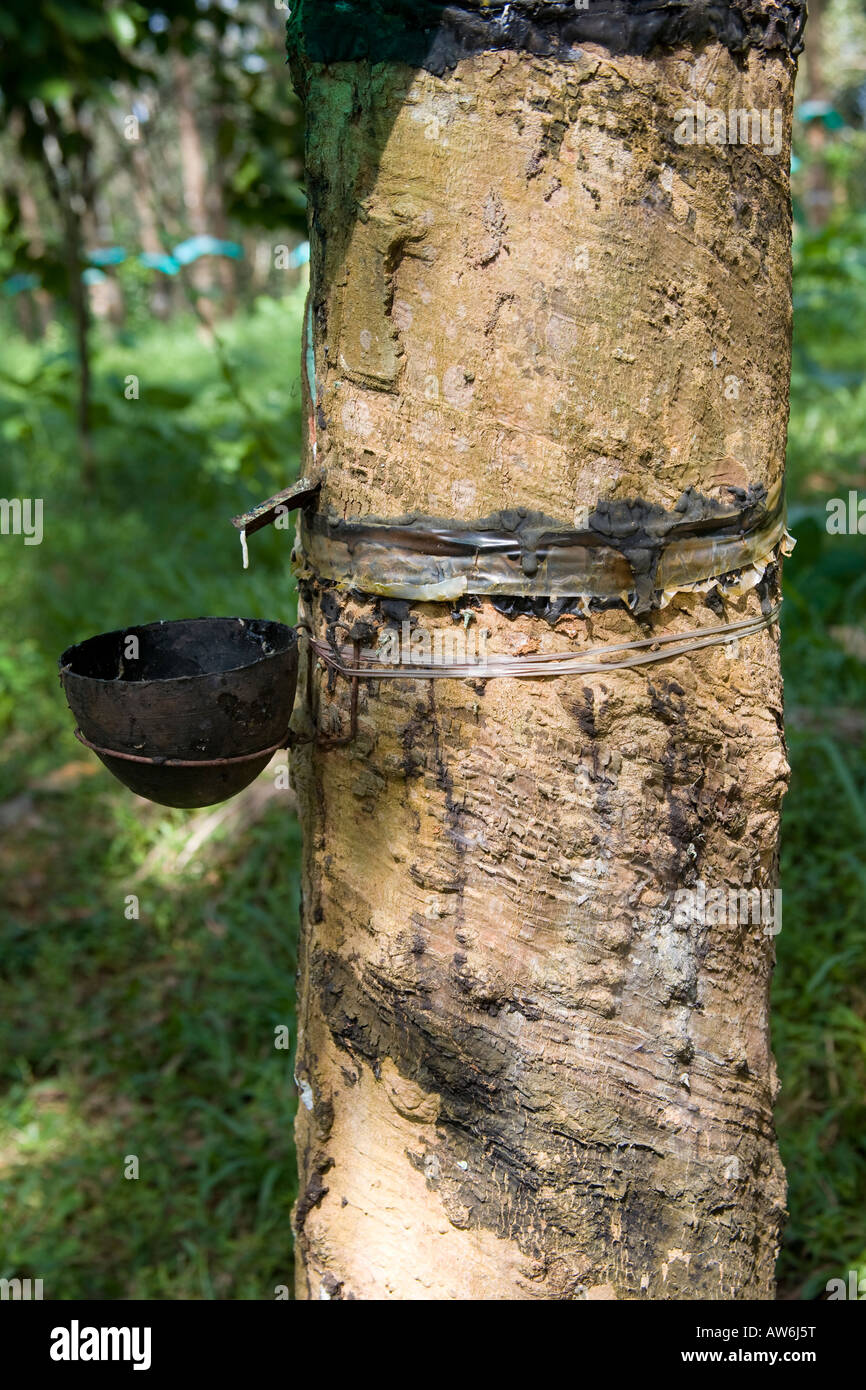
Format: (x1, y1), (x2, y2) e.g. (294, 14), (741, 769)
(26, 101), (94, 469)
(7, 114), (53, 338)
(174, 50), (221, 317)
(129, 143), (175, 320)
(801, 0), (832, 227)
(289, 0), (803, 1300)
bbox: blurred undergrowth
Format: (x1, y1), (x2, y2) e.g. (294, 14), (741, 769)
(0, 288), (304, 1299)
(774, 202), (866, 1298)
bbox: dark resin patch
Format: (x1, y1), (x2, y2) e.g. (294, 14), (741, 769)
(299, 484), (783, 613)
(288, 0), (806, 73)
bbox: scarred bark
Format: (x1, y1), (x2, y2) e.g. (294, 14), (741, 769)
(289, 3), (798, 1300)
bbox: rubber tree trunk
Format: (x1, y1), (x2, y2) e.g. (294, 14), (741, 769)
(288, 1), (803, 1301)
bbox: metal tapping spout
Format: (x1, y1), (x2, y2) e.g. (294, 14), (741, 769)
(231, 475), (320, 569)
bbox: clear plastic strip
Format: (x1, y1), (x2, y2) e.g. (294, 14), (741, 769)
(297, 502), (788, 606)
(309, 605), (781, 681)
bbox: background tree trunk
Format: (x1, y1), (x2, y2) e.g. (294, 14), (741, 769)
(801, 0), (832, 227)
(129, 142), (175, 320)
(289, 1), (802, 1300)
(174, 50), (220, 317)
(9, 124), (53, 338)
(26, 100), (94, 469)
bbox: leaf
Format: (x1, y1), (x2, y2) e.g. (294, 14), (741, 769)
(108, 10), (137, 47)
(43, 3), (108, 43)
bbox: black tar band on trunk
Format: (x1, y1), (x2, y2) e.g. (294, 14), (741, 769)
(286, 1), (806, 73)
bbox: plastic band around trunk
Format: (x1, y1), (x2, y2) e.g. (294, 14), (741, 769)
(295, 490), (789, 611)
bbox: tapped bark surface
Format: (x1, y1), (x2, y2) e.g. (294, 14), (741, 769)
(290, 10), (797, 1301)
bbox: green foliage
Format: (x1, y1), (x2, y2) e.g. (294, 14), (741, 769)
(0, 791), (300, 1300)
(773, 144), (866, 1298)
(0, 2), (143, 107)
(0, 293), (304, 1298)
(0, 2), (306, 323)
(0, 289), (306, 795)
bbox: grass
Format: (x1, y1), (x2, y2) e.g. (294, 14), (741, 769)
(771, 207), (866, 1298)
(0, 783), (301, 1299)
(0, 288), (305, 1299)
(0, 210), (865, 1298)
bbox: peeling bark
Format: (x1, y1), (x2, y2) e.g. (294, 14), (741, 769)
(290, 5), (797, 1300)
